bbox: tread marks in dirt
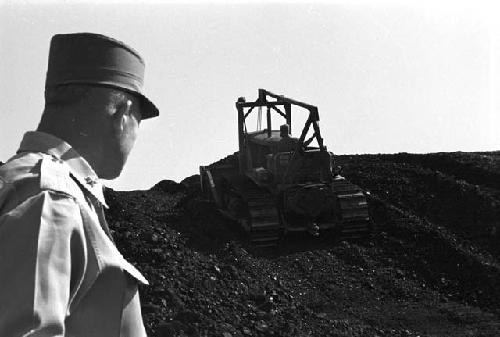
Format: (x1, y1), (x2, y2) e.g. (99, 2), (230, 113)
(339, 155), (500, 257)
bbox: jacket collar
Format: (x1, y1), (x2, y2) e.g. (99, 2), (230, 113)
(17, 131), (108, 208)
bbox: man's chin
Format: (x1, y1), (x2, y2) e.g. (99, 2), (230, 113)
(99, 165), (124, 180)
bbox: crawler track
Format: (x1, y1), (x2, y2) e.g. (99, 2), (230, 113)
(332, 177), (371, 239)
(240, 182), (282, 247)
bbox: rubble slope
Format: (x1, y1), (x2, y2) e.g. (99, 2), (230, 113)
(104, 151), (500, 337)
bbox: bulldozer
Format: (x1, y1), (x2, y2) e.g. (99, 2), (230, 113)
(200, 89), (370, 247)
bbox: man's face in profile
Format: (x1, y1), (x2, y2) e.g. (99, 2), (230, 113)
(104, 96), (142, 180)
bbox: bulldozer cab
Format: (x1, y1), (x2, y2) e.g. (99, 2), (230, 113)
(236, 89), (334, 185)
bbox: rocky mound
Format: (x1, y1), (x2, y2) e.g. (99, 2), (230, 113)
(104, 151), (500, 337)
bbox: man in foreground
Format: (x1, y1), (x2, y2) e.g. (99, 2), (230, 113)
(0, 33), (159, 336)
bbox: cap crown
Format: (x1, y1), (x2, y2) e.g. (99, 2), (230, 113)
(45, 33), (158, 119)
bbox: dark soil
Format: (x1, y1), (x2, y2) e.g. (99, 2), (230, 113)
(104, 151), (500, 337)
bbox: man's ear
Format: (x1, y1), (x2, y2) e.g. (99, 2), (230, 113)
(112, 100), (132, 131)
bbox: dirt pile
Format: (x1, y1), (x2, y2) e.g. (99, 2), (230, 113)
(105, 151), (500, 337)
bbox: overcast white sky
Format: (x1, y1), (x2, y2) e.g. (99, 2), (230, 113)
(1, 0), (499, 190)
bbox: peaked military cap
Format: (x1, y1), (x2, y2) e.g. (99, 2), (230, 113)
(45, 32), (159, 119)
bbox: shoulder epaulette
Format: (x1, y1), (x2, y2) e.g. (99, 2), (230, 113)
(40, 154), (83, 200)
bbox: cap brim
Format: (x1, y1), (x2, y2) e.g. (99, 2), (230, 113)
(137, 93), (159, 120)
(48, 80), (159, 120)
(95, 83), (159, 120)
(116, 85), (158, 120)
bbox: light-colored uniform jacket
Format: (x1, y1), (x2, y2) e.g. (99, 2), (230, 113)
(0, 131), (149, 337)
